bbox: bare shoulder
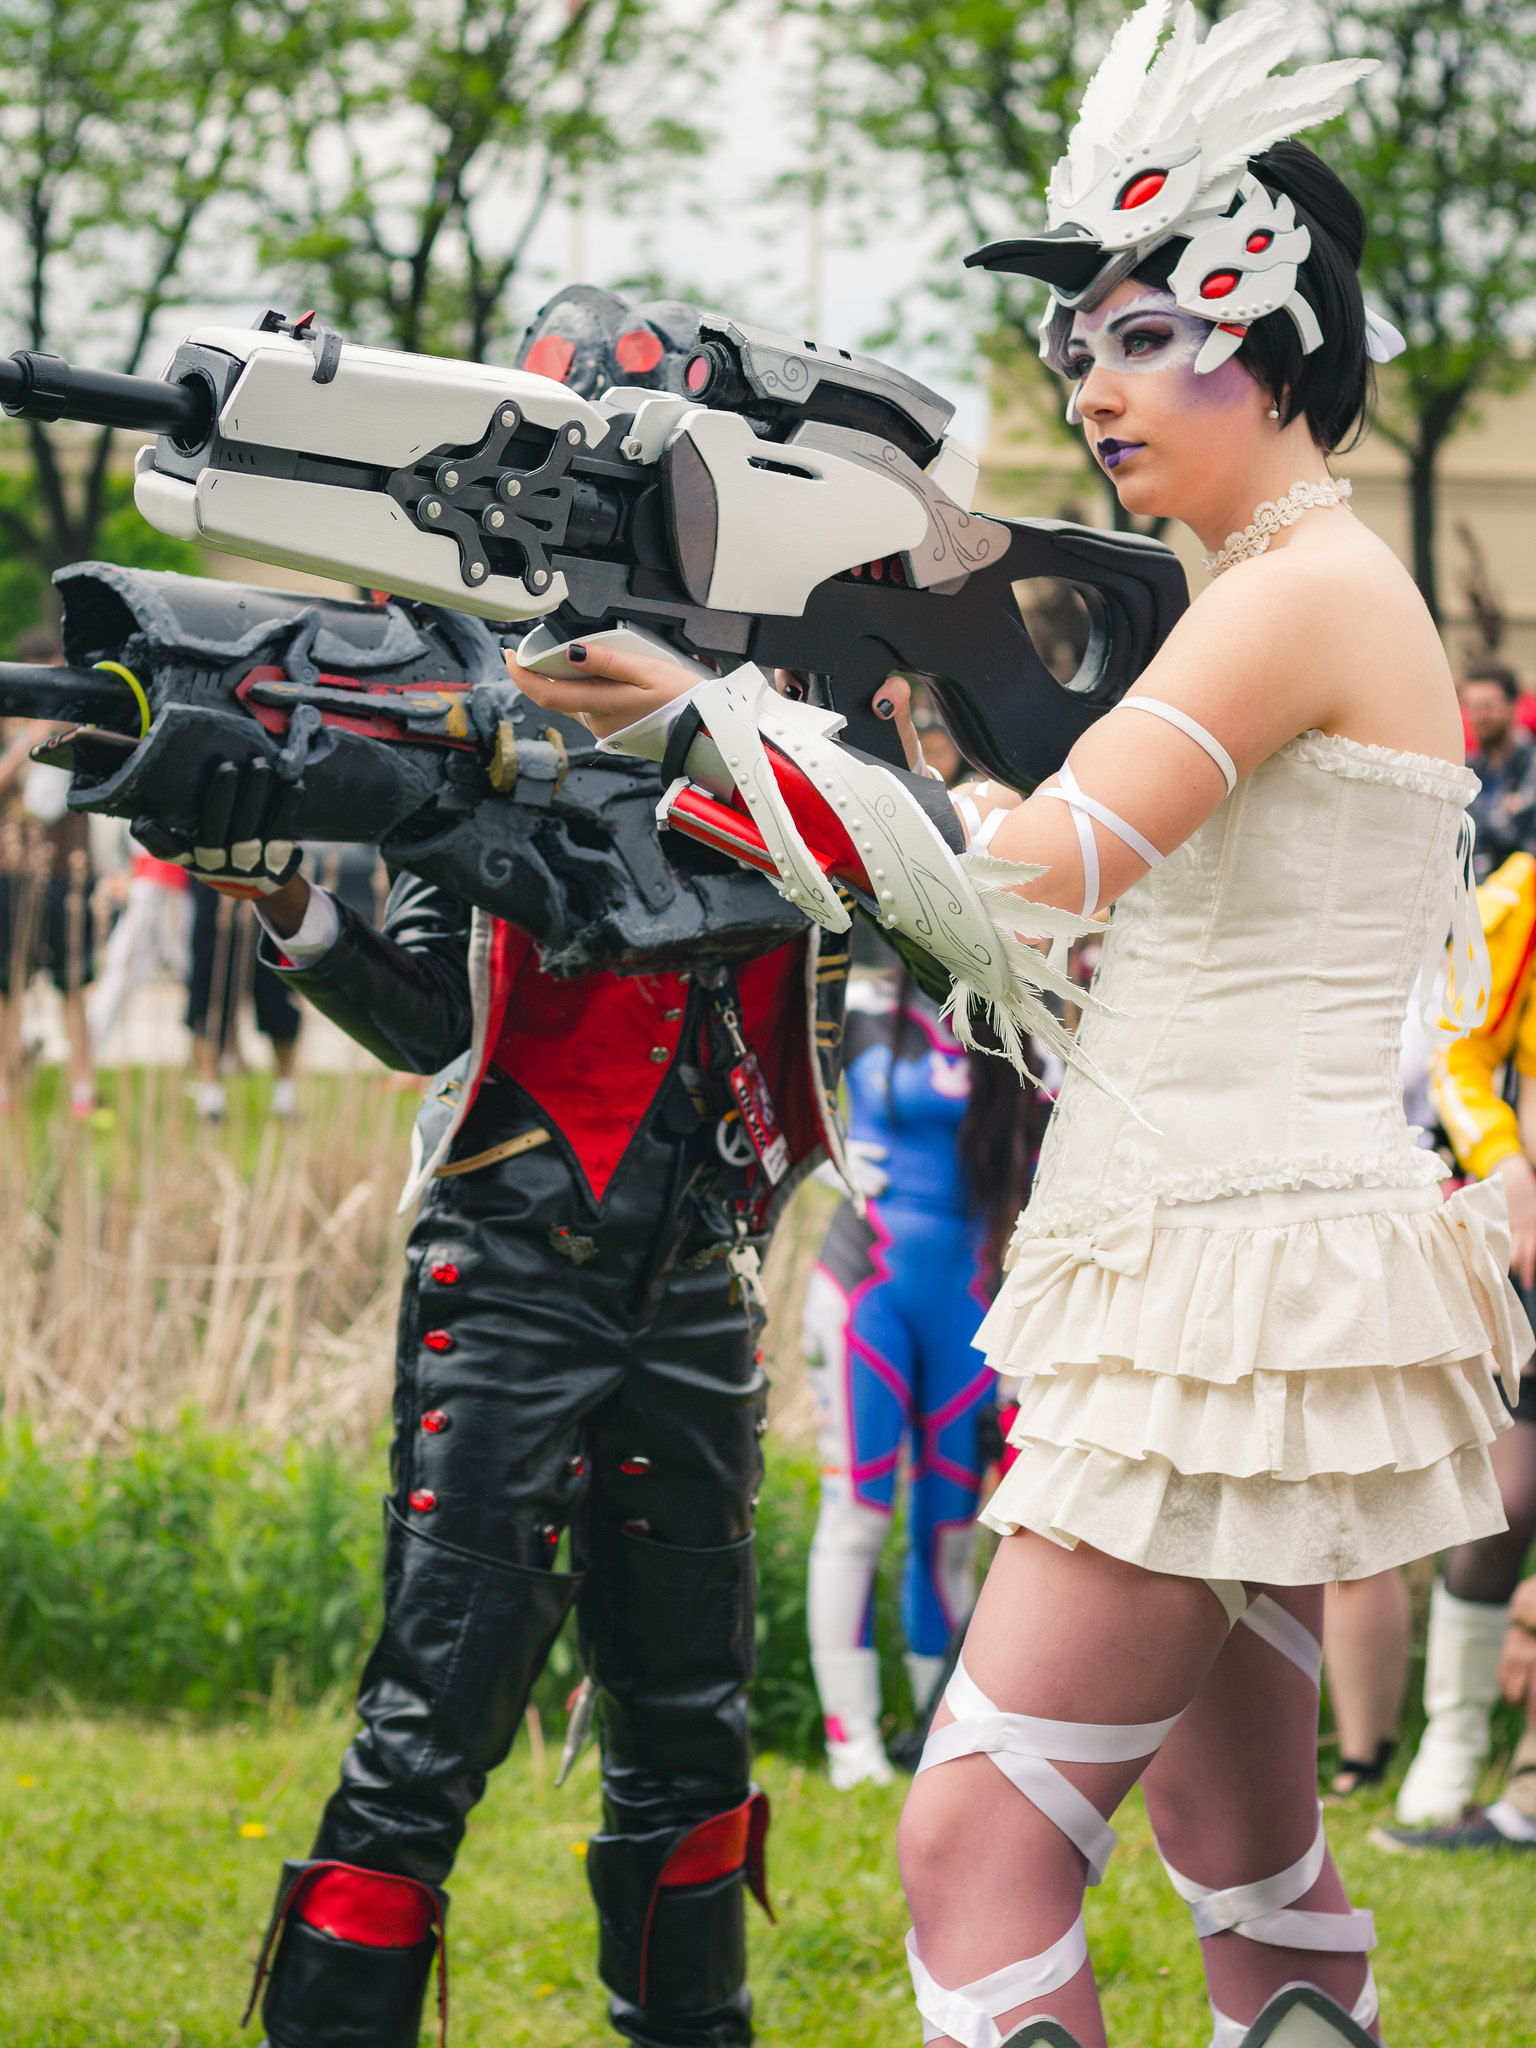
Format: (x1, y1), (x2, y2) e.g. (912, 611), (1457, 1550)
(1146, 513), (1459, 762)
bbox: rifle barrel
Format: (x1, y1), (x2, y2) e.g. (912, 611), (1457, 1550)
(0, 663), (142, 730)
(0, 350), (212, 441)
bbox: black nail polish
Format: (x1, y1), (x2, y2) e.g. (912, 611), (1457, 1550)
(567, 644), (587, 664)
(874, 698), (894, 719)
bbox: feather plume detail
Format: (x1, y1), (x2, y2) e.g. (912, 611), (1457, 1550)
(1073, 0), (1171, 152)
(942, 854), (1156, 1130)
(1061, 0), (1374, 221)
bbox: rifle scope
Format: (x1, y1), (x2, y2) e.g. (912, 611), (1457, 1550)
(0, 350), (213, 442)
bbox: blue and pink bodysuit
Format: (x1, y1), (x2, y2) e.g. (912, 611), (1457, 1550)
(803, 976), (996, 1788)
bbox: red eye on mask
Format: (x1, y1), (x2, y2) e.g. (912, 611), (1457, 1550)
(1245, 231), (1274, 254)
(1117, 171), (1167, 211)
(1200, 271), (1240, 300)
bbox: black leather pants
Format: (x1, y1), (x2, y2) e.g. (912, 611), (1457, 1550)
(266, 1072), (768, 2048)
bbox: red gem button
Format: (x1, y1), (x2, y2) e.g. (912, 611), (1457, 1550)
(620, 1456), (652, 1476)
(431, 1263), (460, 1286)
(421, 1410), (449, 1434)
(409, 1490), (438, 1512)
(423, 1330), (452, 1352)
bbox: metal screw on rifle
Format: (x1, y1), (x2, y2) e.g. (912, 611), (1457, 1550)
(499, 407), (518, 428)
(441, 468), (460, 489)
(422, 499), (443, 521)
(501, 478), (522, 499)
(484, 507), (506, 530)
(620, 436), (643, 462)
(566, 426), (582, 445)
(531, 570), (549, 588)
(469, 562), (486, 580)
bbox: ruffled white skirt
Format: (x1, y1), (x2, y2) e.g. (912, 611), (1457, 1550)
(978, 1179), (1533, 1584)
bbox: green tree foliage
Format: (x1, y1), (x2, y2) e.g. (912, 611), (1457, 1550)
(809, 0), (1131, 518)
(0, 0), (351, 588)
(263, 0), (708, 363)
(1322, 1), (1536, 619)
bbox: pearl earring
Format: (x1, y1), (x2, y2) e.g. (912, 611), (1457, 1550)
(1267, 406), (1280, 419)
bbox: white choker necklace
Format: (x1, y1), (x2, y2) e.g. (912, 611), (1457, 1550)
(1203, 477), (1352, 577)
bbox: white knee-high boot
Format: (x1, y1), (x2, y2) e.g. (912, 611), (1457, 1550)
(811, 1646), (893, 1789)
(1395, 1581), (1510, 1825)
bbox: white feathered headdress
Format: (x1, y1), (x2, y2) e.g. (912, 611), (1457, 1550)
(966, 0), (1401, 374)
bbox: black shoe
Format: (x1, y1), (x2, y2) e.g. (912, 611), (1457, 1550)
(1326, 1737), (1392, 1799)
(1370, 1805), (1536, 1854)
(1242, 1984), (1377, 2048)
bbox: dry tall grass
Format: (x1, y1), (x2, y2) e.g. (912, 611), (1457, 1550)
(0, 1071), (420, 1449)
(0, 1066), (836, 1452)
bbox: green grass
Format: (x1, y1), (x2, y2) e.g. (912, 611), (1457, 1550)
(1, 1715), (1532, 2046)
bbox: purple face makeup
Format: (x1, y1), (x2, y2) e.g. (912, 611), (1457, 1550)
(1058, 284), (1256, 437)
(1059, 289), (1214, 382)
(1096, 438), (1146, 472)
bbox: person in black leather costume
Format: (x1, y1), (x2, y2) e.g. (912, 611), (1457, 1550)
(226, 840), (849, 2048)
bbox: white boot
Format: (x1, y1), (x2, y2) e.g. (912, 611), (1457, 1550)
(905, 1651), (946, 1719)
(812, 1646), (893, 1789)
(1396, 1581), (1509, 1824)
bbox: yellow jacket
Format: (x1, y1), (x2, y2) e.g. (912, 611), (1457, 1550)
(1432, 851), (1536, 1179)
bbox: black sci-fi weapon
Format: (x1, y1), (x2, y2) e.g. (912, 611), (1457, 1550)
(0, 289), (1187, 968)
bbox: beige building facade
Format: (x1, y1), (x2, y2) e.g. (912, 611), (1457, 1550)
(981, 365), (1536, 684)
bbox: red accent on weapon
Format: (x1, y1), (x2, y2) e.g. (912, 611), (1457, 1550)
(297, 1866), (434, 1947)
(662, 764), (872, 898)
(525, 334), (577, 383)
(235, 667), (476, 749)
(1200, 270), (1240, 299)
(615, 328), (665, 375)
(1117, 170), (1167, 211)
(685, 353), (711, 393)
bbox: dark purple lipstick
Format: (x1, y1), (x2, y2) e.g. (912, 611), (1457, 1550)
(1096, 438), (1146, 472)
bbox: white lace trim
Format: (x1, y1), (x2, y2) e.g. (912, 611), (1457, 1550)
(1283, 730), (1478, 802)
(1020, 1151), (1447, 1244)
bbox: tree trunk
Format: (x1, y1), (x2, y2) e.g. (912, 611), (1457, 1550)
(1408, 440), (1439, 624)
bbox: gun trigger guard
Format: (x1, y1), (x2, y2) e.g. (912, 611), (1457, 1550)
(274, 702), (324, 782)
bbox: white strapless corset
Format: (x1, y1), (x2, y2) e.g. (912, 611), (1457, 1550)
(978, 732), (1534, 1584)
(1026, 731), (1476, 1236)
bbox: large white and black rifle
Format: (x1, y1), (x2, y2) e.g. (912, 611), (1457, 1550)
(0, 291), (1185, 785)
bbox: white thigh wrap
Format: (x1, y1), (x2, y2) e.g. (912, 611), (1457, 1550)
(905, 1656), (1181, 2046)
(1238, 1594), (1325, 1687)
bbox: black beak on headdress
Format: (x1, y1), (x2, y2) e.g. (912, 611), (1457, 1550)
(963, 225), (1107, 292)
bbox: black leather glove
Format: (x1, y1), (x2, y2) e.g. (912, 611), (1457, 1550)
(134, 759), (303, 899)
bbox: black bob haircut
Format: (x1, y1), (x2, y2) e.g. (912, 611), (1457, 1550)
(1132, 141), (1371, 453)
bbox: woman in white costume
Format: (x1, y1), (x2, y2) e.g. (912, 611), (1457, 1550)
(510, 6), (1530, 2041)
